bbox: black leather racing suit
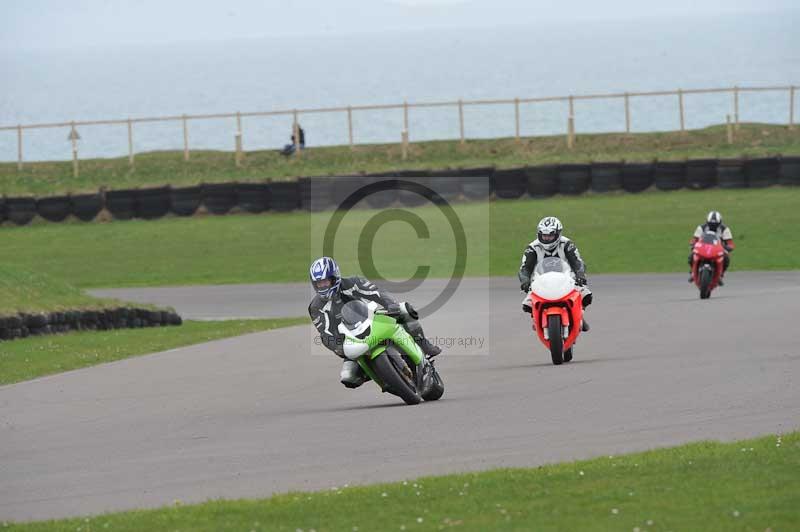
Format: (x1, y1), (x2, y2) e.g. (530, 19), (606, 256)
(308, 276), (438, 359)
(518, 236), (592, 308)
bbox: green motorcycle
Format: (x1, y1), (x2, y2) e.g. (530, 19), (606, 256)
(338, 300), (444, 405)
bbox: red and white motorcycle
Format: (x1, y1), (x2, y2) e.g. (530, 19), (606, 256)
(526, 257), (586, 365)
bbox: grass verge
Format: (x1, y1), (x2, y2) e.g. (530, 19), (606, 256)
(1, 187), (798, 288)
(0, 317), (306, 386)
(0, 265), (124, 315)
(1, 124), (799, 195)
(7, 432), (798, 531)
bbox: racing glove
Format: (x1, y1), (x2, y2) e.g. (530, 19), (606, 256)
(520, 281), (531, 293)
(575, 273), (588, 286)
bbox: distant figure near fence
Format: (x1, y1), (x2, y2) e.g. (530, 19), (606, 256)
(280, 125), (305, 156)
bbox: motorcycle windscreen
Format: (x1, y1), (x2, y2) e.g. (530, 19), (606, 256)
(534, 256), (570, 276)
(341, 300), (372, 339)
(701, 232), (719, 245)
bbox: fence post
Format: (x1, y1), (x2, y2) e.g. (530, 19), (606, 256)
(70, 122), (79, 178)
(458, 99), (465, 145)
(790, 86), (795, 130)
(235, 112), (243, 167)
(567, 96), (575, 149)
(678, 89), (685, 132)
(403, 101), (409, 137)
(401, 130), (409, 161)
(182, 114), (189, 161)
(514, 98), (520, 142)
(624, 93), (631, 134)
(734, 86), (740, 130)
(127, 118), (134, 167)
(17, 125), (23, 171)
(726, 114), (734, 144)
(347, 106), (354, 150)
(292, 110), (301, 159)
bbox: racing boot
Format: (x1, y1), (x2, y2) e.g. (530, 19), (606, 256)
(418, 337), (442, 359)
(581, 318), (590, 332)
(522, 303), (532, 314)
(340, 360), (368, 389)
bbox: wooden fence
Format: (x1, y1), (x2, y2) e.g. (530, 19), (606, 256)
(1, 84), (796, 174)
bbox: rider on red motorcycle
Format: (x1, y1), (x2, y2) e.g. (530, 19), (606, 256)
(688, 211), (735, 283)
(519, 216), (592, 331)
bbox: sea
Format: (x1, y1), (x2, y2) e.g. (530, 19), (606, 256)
(1, 10), (799, 162)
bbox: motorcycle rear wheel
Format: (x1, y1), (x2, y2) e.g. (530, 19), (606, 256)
(548, 315), (564, 365)
(370, 348), (422, 405)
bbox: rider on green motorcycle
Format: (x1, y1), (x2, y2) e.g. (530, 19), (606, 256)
(308, 257), (442, 388)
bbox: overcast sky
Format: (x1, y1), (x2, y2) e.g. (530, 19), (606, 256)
(1, 0), (796, 50)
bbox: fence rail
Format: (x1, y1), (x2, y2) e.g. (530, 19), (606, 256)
(2, 83), (797, 173)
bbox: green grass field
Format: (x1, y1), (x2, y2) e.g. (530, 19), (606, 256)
(0, 265), (126, 315)
(1, 187), (798, 288)
(0, 318), (306, 385)
(8, 431), (798, 531)
(1, 124), (798, 195)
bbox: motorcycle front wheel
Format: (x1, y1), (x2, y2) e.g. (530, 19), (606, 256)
(548, 315), (564, 365)
(369, 347), (422, 405)
(699, 267), (713, 299)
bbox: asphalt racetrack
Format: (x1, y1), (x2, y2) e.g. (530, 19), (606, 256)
(2, 273), (799, 521)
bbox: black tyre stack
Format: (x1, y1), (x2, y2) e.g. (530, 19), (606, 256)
(136, 186), (172, 220)
(36, 195), (72, 222)
(686, 159), (718, 189)
(236, 183), (271, 213)
(717, 159), (747, 188)
(779, 156), (800, 186)
(492, 167), (527, 199)
(557, 164), (591, 195)
(270, 181), (302, 211)
(202, 183), (238, 215)
(590, 162), (622, 193)
(526, 165), (558, 198)
(71, 193), (103, 221)
(106, 190), (137, 220)
(459, 167), (493, 200)
(621, 162), (654, 192)
(654, 161), (686, 191)
(745, 157), (779, 188)
(170, 186), (203, 216)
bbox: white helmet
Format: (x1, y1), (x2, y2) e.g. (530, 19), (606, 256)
(706, 211), (722, 231)
(537, 216), (563, 251)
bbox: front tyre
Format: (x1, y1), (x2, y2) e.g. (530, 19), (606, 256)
(699, 267), (713, 299)
(370, 348), (422, 405)
(548, 315), (564, 365)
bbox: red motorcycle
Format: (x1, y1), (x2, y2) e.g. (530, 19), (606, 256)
(527, 257), (585, 365)
(691, 231), (726, 299)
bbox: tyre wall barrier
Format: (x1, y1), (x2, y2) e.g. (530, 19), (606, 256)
(526, 165), (558, 197)
(36, 195), (72, 222)
(621, 162), (654, 193)
(717, 159), (747, 188)
(654, 161), (686, 191)
(779, 156), (800, 186)
(70, 193), (103, 222)
(492, 167), (527, 199)
(745, 157), (779, 188)
(236, 183), (271, 213)
(395, 170), (431, 206)
(202, 182), (238, 215)
(170, 186), (202, 216)
(0, 198), (5, 224)
(136, 186), (172, 220)
(331, 176), (368, 208)
(6, 197), (37, 225)
(429, 171), (464, 203)
(590, 162), (622, 193)
(300, 177), (334, 211)
(270, 181), (302, 211)
(686, 159), (718, 189)
(106, 189), (137, 220)
(0, 307), (183, 342)
(558, 164), (591, 195)
(460, 167), (494, 199)
(362, 173), (399, 208)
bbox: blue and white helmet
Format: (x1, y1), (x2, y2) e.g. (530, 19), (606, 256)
(309, 256), (341, 299)
(537, 216), (563, 251)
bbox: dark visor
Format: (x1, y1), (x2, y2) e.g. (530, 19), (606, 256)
(539, 232), (558, 243)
